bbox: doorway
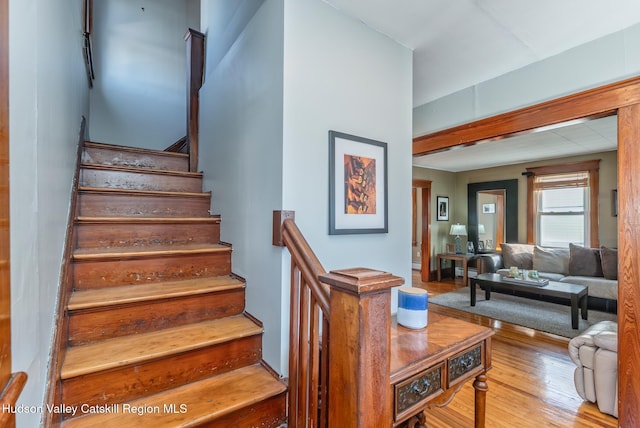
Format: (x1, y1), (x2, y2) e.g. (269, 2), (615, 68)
(413, 76), (640, 420)
(412, 180), (431, 281)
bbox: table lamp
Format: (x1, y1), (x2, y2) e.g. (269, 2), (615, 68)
(478, 224), (486, 235)
(449, 224), (467, 254)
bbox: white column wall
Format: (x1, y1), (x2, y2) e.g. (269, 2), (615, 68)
(199, 0), (412, 375)
(199, 0), (285, 372)
(9, 0), (90, 425)
(281, 0), (413, 371)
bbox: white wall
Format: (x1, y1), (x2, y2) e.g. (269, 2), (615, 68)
(9, 0), (90, 425)
(282, 0), (413, 370)
(199, 0), (285, 372)
(89, 0), (196, 149)
(414, 22), (640, 135)
(199, 0), (412, 375)
(200, 0), (264, 74)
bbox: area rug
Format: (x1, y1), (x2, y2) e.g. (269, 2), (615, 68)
(429, 286), (617, 338)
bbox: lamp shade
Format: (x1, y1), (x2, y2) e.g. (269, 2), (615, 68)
(449, 224), (467, 236)
(449, 223), (467, 236)
(478, 224), (486, 234)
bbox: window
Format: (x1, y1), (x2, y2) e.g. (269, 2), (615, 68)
(526, 160), (600, 248)
(535, 173), (589, 247)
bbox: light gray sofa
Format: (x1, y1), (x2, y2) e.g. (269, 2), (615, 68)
(568, 320), (618, 417)
(480, 243), (618, 312)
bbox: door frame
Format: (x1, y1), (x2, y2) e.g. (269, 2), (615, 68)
(413, 75), (640, 422)
(412, 180), (431, 281)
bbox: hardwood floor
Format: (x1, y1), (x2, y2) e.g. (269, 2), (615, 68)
(412, 271), (618, 428)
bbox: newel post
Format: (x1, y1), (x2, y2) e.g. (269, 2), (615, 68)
(185, 28), (205, 172)
(319, 268), (404, 427)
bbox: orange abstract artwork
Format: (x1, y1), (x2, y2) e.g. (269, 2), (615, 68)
(344, 155), (376, 214)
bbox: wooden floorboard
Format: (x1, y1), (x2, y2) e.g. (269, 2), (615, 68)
(412, 271), (618, 428)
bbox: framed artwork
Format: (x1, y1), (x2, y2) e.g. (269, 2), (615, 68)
(478, 240), (485, 251)
(329, 131), (388, 235)
(612, 189), (618, 217)
(437, 196), (449, 221)
(482, 203), (496, 214)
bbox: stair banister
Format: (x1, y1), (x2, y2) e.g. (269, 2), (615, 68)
(274, 211), (403, 426)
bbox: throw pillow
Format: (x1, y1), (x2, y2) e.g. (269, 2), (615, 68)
(501, 243), (534, 270)
(533, 246), (569, 275)
(600, 246), (618, 280)
(569, 243), (604, 277)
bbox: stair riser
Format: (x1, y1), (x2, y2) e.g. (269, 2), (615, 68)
(80, 168), (203, 193)
(73, 252), (231, 289)
(199, 393), (287, 428)
(79, 192), (211, 217)
(61, 335), (263, 412)
(76, 222), (220, 249)
(68, 289), (246, 345)
(83, 146), (189, 171)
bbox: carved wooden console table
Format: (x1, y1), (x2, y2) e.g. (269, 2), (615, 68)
(390, 312), (494, 427)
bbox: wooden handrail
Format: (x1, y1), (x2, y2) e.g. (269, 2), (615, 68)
(274, 211), (403, 426)
(281, 219), (330, 313)
(0, 372), (28, 427)
(185, 29), (205, 172)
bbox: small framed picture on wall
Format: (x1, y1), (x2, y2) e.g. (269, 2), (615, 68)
(437, 196), (449, 221)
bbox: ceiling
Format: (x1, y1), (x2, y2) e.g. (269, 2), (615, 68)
(412, 115), (618, 172)
(325, 0), (640, 107)
(323, 0), (636, 172)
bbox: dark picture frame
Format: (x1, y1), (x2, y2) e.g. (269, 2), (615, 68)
(612, 189), (618, 217)
(482, 203), (495, 214)
(329, 131), (388, 235)
(437, 196), (449, 221)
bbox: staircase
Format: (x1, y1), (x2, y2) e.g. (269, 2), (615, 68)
(55, 142), (287, 427)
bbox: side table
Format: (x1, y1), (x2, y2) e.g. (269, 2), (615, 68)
(436, 253), (477, 286)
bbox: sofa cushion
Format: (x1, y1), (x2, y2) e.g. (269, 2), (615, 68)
(501, 243), (534, 270)
(569, 243), (603, 277)
(600, 246), (618, 280)
(538, 272), (565, 282)
(561, 276), (618, 300)
(533, 246), (569, 275)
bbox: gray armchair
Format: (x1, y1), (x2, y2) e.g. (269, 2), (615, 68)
(568, 320), (618, 418)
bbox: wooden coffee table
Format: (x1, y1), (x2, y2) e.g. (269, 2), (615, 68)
(470, 273), (588, 329)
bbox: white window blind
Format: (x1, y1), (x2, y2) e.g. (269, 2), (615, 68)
(534, 172), (590, 247)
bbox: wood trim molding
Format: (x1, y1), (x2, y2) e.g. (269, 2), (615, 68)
(413, 75), (640, 424)
(0, 0), (9, 392)
(412, 76), (640, 156)
(412, 180), (431, 282)
(617, 104), (640, 428)
(1, 3), (27, 425)
(43, 118), (86, 427)
(525, 159), (600, 176)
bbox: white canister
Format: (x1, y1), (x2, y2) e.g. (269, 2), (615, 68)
(397, 287), (428, 329)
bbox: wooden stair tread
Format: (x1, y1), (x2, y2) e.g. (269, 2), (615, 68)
(61, 364), (286, 428)
(61, 315), (261, 379)
(78, 186), (210, 198)
(68, 276), (244, 311)
(73, 243), (230, 260)
(76, 216), (221, 224)
(81, 162), (203, 177)
(84, 141), (189, 159)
